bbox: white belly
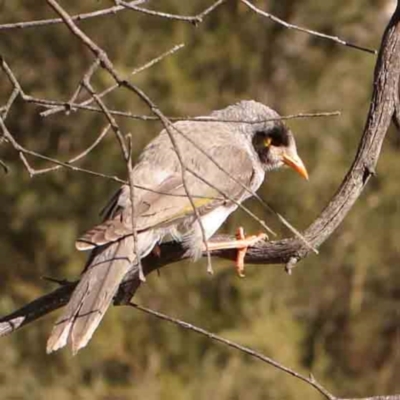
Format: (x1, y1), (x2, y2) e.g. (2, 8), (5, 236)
(200, 204), (238, 239)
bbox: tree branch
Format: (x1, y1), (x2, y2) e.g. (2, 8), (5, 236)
(240, 0), (377, 54)
(128, 302), (337, 400)
(128, 303), (400, 400)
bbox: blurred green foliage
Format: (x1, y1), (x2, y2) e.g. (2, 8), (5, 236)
(0, 1), (399, 399)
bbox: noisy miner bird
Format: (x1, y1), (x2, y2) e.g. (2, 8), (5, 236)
(47, 100), (308, 355)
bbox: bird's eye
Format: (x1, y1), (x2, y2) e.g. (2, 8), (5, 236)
(253, 127), (287, 151)
(265, 125), (289, 147)
(269, 127), (283, 144)
(264, 137), (272, 147)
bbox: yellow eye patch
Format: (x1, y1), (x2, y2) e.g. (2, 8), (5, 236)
(264, 137), (272, 147)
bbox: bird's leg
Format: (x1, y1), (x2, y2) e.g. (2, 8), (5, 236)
(205, 227), (267, 277)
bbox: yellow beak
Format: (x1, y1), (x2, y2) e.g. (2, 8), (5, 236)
(282, 153), (309, 180)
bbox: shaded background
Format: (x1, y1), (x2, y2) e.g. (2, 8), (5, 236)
(0, 1), (399, 399)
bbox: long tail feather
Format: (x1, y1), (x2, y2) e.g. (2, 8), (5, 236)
(46, 239), (133, 355)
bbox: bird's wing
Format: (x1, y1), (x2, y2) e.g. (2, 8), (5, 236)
(76, 144), (257, 251)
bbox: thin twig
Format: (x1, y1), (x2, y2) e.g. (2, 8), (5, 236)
(158, 116), (214, 274)
(0, 114), (125, 183)
(65, 58), (101, 114)
(82, 79), (145, 281)
(128, 302), (336, 400)
(0, 87), (20, 119)
(27, 124), (111, 176)
(41, 43), (185, 118)
(1, 59), (338, 128)
(126, 133), (145, 281)
(241, 0), (377, 55)
(0, 0), (147, 31)
(39, 97), (340, 122)
(115, 0), (226, 25)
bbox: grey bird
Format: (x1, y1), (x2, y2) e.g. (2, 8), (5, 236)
(46, 100), (308, 355)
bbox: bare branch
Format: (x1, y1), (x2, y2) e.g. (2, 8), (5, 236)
(115, 0), (226, 24)
(0, 114), (125, 183)
(0, 0), (147, 31)
(0, 0), (225, 31)
(64, 58), (101, 113)
(128, 302), (337, 400)
(38, 96), (341, 122)
(0, 87), (19, 119)
(241, 0), (377, 54)
(0, 281), (77, 336)
(21, 124), (111, 176)
(41, 43), (185, 118)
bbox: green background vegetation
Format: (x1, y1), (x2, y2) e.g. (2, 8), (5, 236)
(0, 1), (398, 399)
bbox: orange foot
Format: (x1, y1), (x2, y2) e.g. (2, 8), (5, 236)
(206, 227), (267, 277)
(234, 227), (267, 277)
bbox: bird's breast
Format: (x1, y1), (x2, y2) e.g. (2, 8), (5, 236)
(199, 205), (238, 239)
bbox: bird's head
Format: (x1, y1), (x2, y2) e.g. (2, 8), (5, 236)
(251, 122), (308, 180)
(212, 100), (308, 180)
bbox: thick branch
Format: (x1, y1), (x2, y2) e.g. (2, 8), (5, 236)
(0, 235), (284, 335)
